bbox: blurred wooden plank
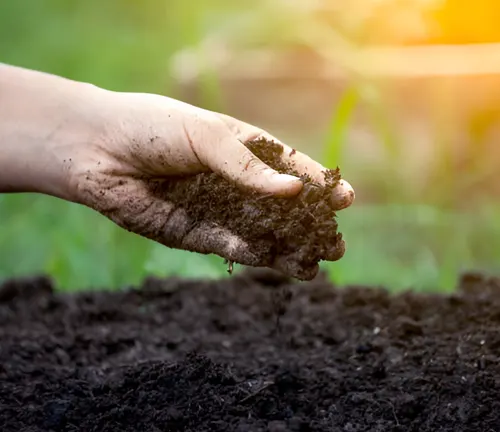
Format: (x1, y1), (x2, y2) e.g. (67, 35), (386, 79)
(357, 43), (500, 77)
(171, 43), (500, 82)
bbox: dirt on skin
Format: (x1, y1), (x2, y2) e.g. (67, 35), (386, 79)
(2, 269), (500, 431)
(147, 139), (345, 280)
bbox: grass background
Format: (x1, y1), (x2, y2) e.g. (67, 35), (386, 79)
(2, 0), (500, 292)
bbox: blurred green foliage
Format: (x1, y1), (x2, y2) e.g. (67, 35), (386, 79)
(0, 0), (240, 94)
(1, 0), (499, 292)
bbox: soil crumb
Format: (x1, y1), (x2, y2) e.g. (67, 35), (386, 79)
(2, 270), (500, 431)
(148, 139), (344, 280)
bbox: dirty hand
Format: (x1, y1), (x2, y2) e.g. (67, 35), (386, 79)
(0, 64), (355, 275)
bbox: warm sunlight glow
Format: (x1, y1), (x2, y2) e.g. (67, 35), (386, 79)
(342, 0), (500, 45)
(432, 0), (500, 43)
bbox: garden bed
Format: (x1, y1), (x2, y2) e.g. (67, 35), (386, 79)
(1, 269), (500, 431)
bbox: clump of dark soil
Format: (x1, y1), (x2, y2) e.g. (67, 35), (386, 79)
(2, 270), (500, 431)
(149, 139), (344, 280)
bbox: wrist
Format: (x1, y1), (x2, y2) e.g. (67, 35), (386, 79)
(0, 65), (108, 202)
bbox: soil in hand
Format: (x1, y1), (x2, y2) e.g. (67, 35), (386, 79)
(2, 270), (500, 431)
(148, 139), (344, 280)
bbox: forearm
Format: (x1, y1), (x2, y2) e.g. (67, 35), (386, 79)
(0, 64), (104, 201)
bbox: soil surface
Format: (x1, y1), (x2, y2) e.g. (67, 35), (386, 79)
(2, 269), (500, 431)
(148, 139), (344, 280)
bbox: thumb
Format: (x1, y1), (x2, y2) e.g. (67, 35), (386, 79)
(202, 135), (303, 197)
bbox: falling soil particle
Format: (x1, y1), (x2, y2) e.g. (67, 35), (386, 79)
(147, 139), (344, 280)
(2, 269), (500, 431)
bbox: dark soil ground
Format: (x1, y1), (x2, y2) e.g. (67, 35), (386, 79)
(2, 269), (500, 432)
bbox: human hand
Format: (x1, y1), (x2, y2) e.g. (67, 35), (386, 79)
(70, 90), (354, 278)
(0, 63), (353, 278)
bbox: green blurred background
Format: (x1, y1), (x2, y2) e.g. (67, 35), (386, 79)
(2, 0), (500, 292)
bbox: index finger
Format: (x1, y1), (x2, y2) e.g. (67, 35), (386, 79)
(249, 131), (355, 211)
(217, 114), (355, 210)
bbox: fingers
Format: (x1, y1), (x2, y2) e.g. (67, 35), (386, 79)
(200, 134), (304, 197)
(271, 236), (345, 281)
(236, 126), (355, 211)
(218, 114), (327, 182)
(161, 208), (270, 266)
(217, 114), (355, 209)
(281, 144), (355, 210)
(161, 208), (344, 280)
